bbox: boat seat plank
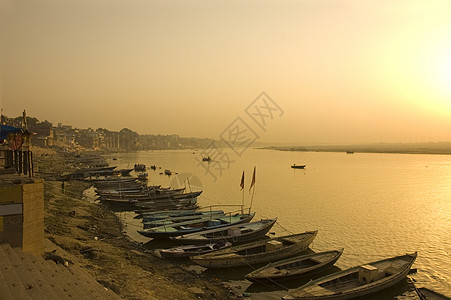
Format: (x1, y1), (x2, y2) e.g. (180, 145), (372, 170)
(384, 266), (401, 276)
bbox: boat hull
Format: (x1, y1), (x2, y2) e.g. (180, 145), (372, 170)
(172, 218), (277, 245)
(137, 213), (255, 239)
(191, 231), (318, 269)
(282, 252), (417, 300)
(245, 249), (343, 282)
(158, 242), (232, 259)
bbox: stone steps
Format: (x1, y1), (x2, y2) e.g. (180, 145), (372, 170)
(0, 243), (122, 300)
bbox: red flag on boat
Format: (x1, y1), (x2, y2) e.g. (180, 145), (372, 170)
(240, 171), (245, 190)
(249, 166), (256, 192)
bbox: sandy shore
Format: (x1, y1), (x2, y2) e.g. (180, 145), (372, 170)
(35, 147), (233, 300)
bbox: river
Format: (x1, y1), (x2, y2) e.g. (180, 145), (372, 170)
(102, 149), (451, 299)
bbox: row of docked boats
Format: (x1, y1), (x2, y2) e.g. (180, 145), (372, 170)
(87, 165), (422, 300)
(91, 176), (201, 211)
(134, 204), (418, 299)
(61, 165), (134, 180)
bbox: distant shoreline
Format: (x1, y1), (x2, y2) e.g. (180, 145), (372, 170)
(261, 142), (451, 155)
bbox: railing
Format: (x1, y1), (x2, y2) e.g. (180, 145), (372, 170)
(0, 149), (33, 177)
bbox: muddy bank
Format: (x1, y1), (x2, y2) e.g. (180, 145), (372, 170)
(39, 148), (233, 300)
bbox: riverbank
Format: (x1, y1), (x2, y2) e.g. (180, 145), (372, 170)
(263, 141), (451, 155)
(36, 147), (232, 300)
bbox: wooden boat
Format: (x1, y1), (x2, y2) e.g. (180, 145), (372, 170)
(101, 197), (198, 211)
(417, 287), (451, 300)
(63, 166), (118, 180)
(134, 164), (146, 171)
(282, 252), (417, 300)
(171, 218), (277, 245)
(190, 231), (317, 269)
(118, 168), (133, 176)
(245, 249), (343, 282)
(86, 177), (138, 184)
(291, 164), (306, 169)
(142, 212), (227, 228)
(134, 192), (202, 209)
(141, 209), (225, 222)
(137, 173), (148, 181)
(97, 187), (186, 200)
(157, 241), (232, 259)
(96, 186), (153, 195)
(164, 169), (172, 175)
(137, 212), (255, 239)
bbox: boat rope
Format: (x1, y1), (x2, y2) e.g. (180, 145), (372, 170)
(408, 277), (427, 300)
(274, 221), (295, 235)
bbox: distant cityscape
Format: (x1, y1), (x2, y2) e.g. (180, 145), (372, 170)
(1, 114), (215, 151)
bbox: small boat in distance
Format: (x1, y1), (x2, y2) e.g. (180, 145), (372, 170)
(282, 252), (417, 300)
(134, 164), (146, 172)
(291, 164), (306, 169)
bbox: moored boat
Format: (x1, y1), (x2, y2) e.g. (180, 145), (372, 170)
(96, 187), (186, 200)
(137, 173), (148, 181)
(157, 241), (232, 259)
(134, 164), (146, 171)
(190, 231), (318, 269)
(141, 209), (225, 222)
(291, 164), (306, 169)
(142, 212), (227, 228)
(245, 249), (343, 282)
(137, 212), (255, 239)
(282, 252), (417, 300)
(171, 218), (277, 245)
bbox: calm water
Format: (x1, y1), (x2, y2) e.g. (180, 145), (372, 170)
(103, 149), (451, 299)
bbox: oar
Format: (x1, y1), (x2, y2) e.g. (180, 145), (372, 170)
(408, 277), (427, 300)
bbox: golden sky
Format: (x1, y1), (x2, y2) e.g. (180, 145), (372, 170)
(1, 0), (451, 144)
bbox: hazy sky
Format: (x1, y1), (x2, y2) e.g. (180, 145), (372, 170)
(1, 0), (451, 144)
